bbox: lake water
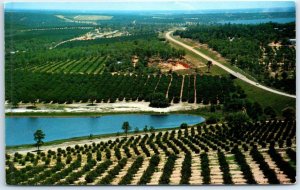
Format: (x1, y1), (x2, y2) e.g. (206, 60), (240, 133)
(218, 17), (295, 24)
(6, 114), (205, 146)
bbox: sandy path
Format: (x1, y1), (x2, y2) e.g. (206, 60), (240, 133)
(226, 154), (247, 184)
(169, 155), (184, 184)
(180, 75), (185, 102)
(261, 152), (291, 184)
(131, 158), (150, 185)
(244, 152), (268, 184)
(111, 159), (134, 185)
(208, 152), (223, 184)
(194, 75), (197, 104)
(90, 161), (119, 185)
(154, 74), (162, 92)
(166, 75), (173, 98)
(189, 154), (202, 184)
(147, 155), (166, 185)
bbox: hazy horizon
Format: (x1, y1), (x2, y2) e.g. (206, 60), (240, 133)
(5, 1), (295, 13)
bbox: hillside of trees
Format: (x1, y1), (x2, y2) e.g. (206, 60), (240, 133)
(6, 71), (237, 106)
(174, 22), (296, 94)
(6, 34), (185, 74)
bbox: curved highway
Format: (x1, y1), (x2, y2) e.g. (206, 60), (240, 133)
(166, 31), (296, 99)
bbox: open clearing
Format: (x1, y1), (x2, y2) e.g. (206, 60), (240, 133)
(73, 15), (113, 21)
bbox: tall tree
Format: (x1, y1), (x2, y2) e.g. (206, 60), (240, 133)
(34, 129), (45, 151)
(122, 121), (131, 137)
(207, 60), (212, 73)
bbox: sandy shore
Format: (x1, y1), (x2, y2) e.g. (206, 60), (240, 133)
(5, 101), (205, 114)
(5, 101), (206, 153)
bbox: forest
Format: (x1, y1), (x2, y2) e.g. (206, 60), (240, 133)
(174, 22), (296, 94)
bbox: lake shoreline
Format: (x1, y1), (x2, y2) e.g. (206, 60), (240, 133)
(6, 114), (205, 147)
(5, 104), (210, 118)
(5, 101), (206, 117)
(5, 110), (206, 117)
(6, 122), (205, 152)
(5, 111), (169, 118)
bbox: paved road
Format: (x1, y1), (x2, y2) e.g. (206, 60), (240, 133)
(166, 31), (296, 99)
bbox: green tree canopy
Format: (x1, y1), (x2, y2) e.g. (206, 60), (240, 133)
(225, 112), (250, 126)
(122, 121), (131, 137)
(282, 107), (295, 120)
(264, 106), (277, 119)
(149, 92), (170, 108)
(206, 60), (213, 72)
(34, 129), (45, 151)
(180, 123), (188, 129)
(143, 125), (148, 132)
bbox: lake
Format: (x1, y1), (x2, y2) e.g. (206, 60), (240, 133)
(6, 114), (205, 146)
(218, 17), (295, 24)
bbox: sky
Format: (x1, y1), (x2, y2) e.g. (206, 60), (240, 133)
(4, 1), (295, 11)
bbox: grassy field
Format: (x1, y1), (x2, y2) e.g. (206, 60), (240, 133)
(235, 79), (295, 113)
(73, 15), (113, 21)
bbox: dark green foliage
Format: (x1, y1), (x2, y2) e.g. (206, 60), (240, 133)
(264, 106), (277, 119)
(218, 151), (233, 184)
(122, 121), (131, 137)
(119, 157), (144, 185)
(250, 148), (279, 184)
(85, 160), (112, 183)
(200, 152), (211, 184)
(149, 92), (170, 108)
(138, 155), (160, 184)
(225, 112), (250, 126)
(268, 147), (296, 183)
(23, 162), (65, 185)
(286, 148), (296, 163)
(66, 155), (72, 164)
(246, 102), (263, 121)
(180, 153), (192, 184)
(206, 115), (220, 124)
(159, 154), (177, 184)
(175, 23), (295, 94)
(114, 147), (122, 160)
(41, 158), (81, 185)
(96, 151), (101, 161)
(33, 129), (45, 151)
(282, 107), (295, 120)
(6, 71), (236, 106)
(232, 147), (257, 184)
(105, 149), (111, 159)
(180, 123), (188, 129)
